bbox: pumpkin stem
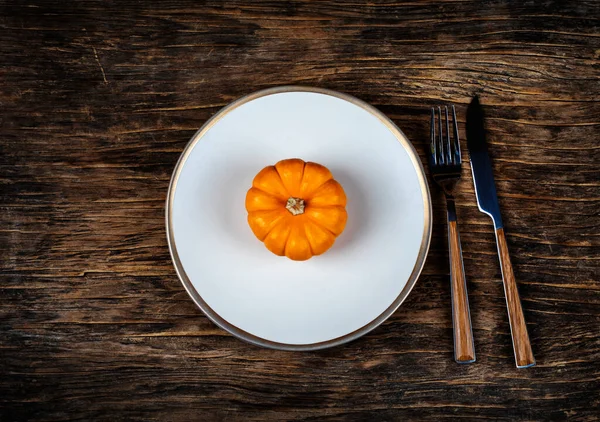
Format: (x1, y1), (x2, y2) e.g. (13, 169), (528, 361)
(286, 197), (305, 216)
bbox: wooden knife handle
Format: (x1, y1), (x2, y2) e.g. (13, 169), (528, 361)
(495, 228), (536, 368)
(448, 220), (476, 364)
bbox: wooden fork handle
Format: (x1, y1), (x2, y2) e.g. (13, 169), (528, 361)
(447, 200), (475, 364)
(495, 228), (536, 368)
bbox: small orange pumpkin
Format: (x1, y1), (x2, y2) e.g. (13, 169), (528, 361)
(245, 158), (348, 261)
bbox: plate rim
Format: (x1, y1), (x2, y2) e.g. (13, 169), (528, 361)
(165, 85), (432, 351)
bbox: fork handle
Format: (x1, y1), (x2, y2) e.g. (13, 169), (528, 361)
(495, 228), (536, 368)
(447, 198), (476, 364)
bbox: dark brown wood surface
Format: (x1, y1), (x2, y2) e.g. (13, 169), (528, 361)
(2, 1), (599, 420)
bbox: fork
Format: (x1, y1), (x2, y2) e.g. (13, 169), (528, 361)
(429, 106), (476, 364)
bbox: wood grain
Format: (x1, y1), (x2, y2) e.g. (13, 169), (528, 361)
(495, 227), (536, 368)
(1, 0), (600, 420)
(448, 220), (476, 364)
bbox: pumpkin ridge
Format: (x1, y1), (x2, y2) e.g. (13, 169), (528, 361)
(298, 160), (306, 190)
(305, 179), (346, 203)
(302, 176), (333, 199)
(302, 221), (315, 256)
(263, 214), (289, 240)
(245, 187), (286, 213)
(300, 162), (332, 196)
(281, 222), (296, 258)
(252, 166), (290, 199)
(275, 159), (305, 196)
(251, 186), (286, 202)
(304, 213), (337, 237)
(270, 165), (290, 197)
(248, 210), (285, 241)
(306, 205), (347, 212)
(305, 204), (344, 210)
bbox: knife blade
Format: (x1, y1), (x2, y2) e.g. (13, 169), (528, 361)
(466, 95), (535, 369)
(466, 95), (502, 229)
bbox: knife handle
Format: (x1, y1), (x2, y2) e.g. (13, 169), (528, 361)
(495, 228), (536, 368)
(447, 200), (475, 364)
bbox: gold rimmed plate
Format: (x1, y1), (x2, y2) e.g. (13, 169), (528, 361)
(166, 86), (432, 350)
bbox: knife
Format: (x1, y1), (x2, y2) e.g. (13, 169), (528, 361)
(466, 96), (535, 369)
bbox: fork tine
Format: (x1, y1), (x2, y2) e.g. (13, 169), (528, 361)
(430, 108), (437, 165)
(452, 105), (461, 164)
(444, 106), (452, 165)
(437, 106), (444, 164)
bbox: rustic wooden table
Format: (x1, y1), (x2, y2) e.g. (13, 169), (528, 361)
(2, 1), (599, 420)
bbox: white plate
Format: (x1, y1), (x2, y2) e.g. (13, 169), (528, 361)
(166, 86), (431, 350)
